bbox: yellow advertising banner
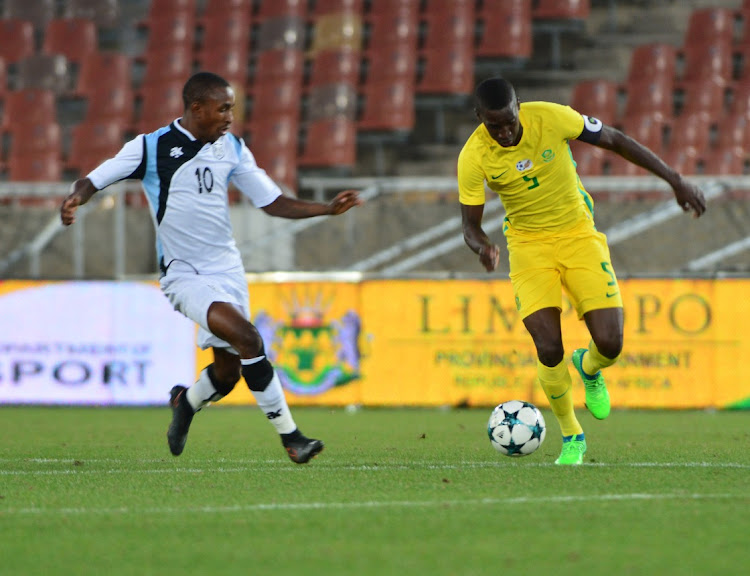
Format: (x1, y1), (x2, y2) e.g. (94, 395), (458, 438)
(218, 278), (750, 409)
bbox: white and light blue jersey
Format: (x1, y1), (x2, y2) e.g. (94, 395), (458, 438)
(87, 119), (281, 275)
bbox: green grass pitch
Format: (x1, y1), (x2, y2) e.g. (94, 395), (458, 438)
(1, 406), (748, 576)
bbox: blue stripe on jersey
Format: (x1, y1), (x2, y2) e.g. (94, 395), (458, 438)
(226, 133), (243, 183)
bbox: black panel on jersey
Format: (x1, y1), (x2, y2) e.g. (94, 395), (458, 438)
(154, 123), (204, 224)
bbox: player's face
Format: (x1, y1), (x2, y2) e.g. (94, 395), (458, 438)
(478, 99), (521, 147)
(194, 86), (235, 143)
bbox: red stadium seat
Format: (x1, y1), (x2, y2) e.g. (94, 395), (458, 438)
(253, 49), (305, 84)
(249, 78), (303, 123)
(2, 0), (55, 30)
(142, 14), (196, 55)
(0, 58), (7, 101)
(476, 0), (532, 60)
(8, 152), (62, 182)
(608, 114), (664, 175)
(247, 115), (298, 150)
(143, 0), (196, 20)
(622, 76), (674, 123)
(716, 112), (750, 150)
(365, 6), (419, 48)
(252, 147), (298, 193)
(198, 11), (251, 55)
(76, 52), (132, 96)
(63, 0), (119, 28)
(202, 0), (248, 12)
(0, 20), (35, 65)
(626, 43), (677, 87)
(43, 19), (98, 64)
(417, 46), (474, 95)
(256, 0), (305, 19)
(7, 122), (61, 155)
(684, 8), (735, 47)
(85, 85), (135, 126)
(362, 45), (417, 84)
(136, 81), (185, 134)
(255, 16), (307, 52)
(1, 89), (57, 131)
(680, 41), (733, 87)
(570, 79), (619, 125)
(664, 112), (711, 158)
(679, 78), (727, 121)
(298, 117), (357, 168)
(67, 121), (126, 175)
(702, 145), (745, 175)
(197, 46), (249, 89)
(140, 48), (194, 88)
(660, 147), (699, 175)
(533, 0), (589, 20)
(308, 48), (361, 87)
(358, 79), (415, 132)
(422, 0), (475, 46)
(569, 140), (604, 176)
(312, 0), (363, 16)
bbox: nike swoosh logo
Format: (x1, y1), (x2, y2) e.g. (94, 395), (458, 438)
(551, 385), (571, 399)
(606, 291), (619, 298)
(490, 170), (509, 179)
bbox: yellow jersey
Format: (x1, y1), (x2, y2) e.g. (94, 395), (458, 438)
(457, 101), (595, 235)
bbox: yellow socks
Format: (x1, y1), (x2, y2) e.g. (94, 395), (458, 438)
(582, 340), (619, 376)
(537, 358), (583, 437)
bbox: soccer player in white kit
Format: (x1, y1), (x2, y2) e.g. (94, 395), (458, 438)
(61, 72), (362, 463)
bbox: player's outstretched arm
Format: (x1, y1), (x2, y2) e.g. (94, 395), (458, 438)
(461, 203), (500, 272)
(261, 189), (363, 219)
(60, 178), (98, 226)
(594, 124), (707, 218)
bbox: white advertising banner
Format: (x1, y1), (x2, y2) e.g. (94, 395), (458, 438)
(0, 282), (196, 405)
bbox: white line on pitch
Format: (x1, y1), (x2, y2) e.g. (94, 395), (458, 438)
(1, 461), (749, 476)
(1, 493), (743, 517)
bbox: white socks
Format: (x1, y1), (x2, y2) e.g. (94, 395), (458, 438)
(248, 370), (297, 434)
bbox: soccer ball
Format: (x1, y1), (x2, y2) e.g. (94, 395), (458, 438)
(487, 400), (546, 456)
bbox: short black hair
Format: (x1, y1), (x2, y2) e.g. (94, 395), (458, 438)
(475, 77), (516, 112)
(182, 72), (230, 108)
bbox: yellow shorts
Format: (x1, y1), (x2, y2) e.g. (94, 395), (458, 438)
(506, 221), (623, 320)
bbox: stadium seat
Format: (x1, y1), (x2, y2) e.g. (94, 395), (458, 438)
(684, 8), (735, 47)
(140, 48), (194, 88)
(256, 0), (306, 19)
(62, 0), (119, 27)
(417, 46), (474, 95)
(198, 11), (251, 57)
(569, 140), (604, 176)
(362, 45), (417, 84)
(42, 19), (98, 64)
(307, 48), (361, 87)
(702, 145), (745, 175)
(201, 0), (248, 12)
(570, 79), (619, 125)
(358, 79), (415, 132)
(364, 5), (419, 48)
(298, 117), (357, 168)
(255, 16), (307, 52)
(0, 58), (7, 102)
(716, 112), (750, 150)
(142, 14), (196, 56)
(421, 0), (475, 46)
(15, 54), (71, 95)
(0, 19), (35, 65)
(306, 83), (358, 120)
(252, 147), (298, 193)
(608, 114), (664, 175)
(626, 43), (677, 87)
(309, 12), (364, 55)
(1, 89), (57, 131)
(76, 52), (132, 97)
(253, 49), (305, 83)
(247, 115), (298, 150)
(679, 78), (727, 121)
(680, 41), (733, 87)
(664, 112), (711, 157)
(142, 0), (196, 21)
(84, 85), (134, 127)
(249, 78), (302, 123)
(7, 121), (62, 155)
(67, 121), (126, 175)
(2, 0), (55, 30)
(660, 147), (699, 175)
(313, 0), (363, 16)
(532, 0), (589, 20)
(136, 81), (185, 134)
(8, 152), (62, 182)
(197, 46), (249, 89)
(622, 77), (673, 123)
(476, 0), (532, 60)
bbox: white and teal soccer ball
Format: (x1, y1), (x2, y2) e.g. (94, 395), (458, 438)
(487, 400), (546, 456)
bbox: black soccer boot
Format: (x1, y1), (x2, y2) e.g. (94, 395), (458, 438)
(167, 385), (194, 456)
(281, 430), (324, 464)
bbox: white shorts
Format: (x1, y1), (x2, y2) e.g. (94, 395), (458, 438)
(159, 264), (250, 351)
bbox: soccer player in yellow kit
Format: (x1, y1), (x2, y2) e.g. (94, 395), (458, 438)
(459, 77), (707, 465)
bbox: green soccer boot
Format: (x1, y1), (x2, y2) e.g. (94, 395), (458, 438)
(555, 434), (587, 465)
(572, 348), (611, 420)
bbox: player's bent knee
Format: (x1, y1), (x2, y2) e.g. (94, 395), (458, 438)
(536, 346), (565, 367)
(207, 364), (238, 399)
(242, 357), (275, 392)
(595, 336), (623, 360)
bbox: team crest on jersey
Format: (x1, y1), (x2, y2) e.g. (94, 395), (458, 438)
(213, 139), (225, 159)
(516, 159), (533, 172)
(169, 147), (183, 158)
(541, 149), (555, 162)
(253, 290), (365, 396)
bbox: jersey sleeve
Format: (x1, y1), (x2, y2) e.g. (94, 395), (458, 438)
(229, 139), (283, 208)
(87, 135), (146, 190)
(549, 103), (587, 141)
(457, 145), (487, 206)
